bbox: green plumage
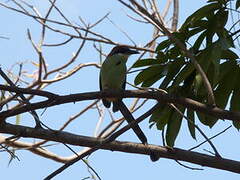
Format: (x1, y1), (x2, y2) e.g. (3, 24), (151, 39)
(100, 54), (128, 112)
(99, 46), (159, 161)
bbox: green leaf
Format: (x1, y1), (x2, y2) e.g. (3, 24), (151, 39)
(230, 69), (240, 112)
(230, 88), (240, 111)
(167, 46), (182, 59)
(171, 32), (187, 43)
(221, 29), (235, 48)
(156, 40), (171, 51)
(16, 114), (21, 125)
(217, 36), (233, 50)
(217, 61), (236, 83)
(186, 20), (208, 30)
(196, 111), (205, 125)
(203, 63), (217, 89)
(166, 107), (185, 147)
(193, 73), (203, 94)
(181, 3), (221, 29)
(196, 111), (218, 127)
(183, 70), (196, 89)
(192, 30), (207, 51)
(206, 29), (215, 46)
(236, 0), (240, 9)
(132, 58), (160, 68)
(215, 86), (233, 109)
(160, 58), (186, 89)
(172, 63), (195, 86)
(221, 50), (239, 60)
(156, 51), (168, 63)
(150, 106), (172, 130)
(233, 121), (240, 130)
(205, 115), (218, 128)
(207, 0), (228, 4)
(209, 55), (221, 87)
(213, 10), (228, 33)
(187, 109), (196, 139)
(134, 64), (166, 86)
(214, 66), (238, 109)
(195, 43), (221, 82)
(142, 72), (164, 87)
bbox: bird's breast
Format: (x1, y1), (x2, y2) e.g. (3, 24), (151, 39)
(100, 61), (126, 90)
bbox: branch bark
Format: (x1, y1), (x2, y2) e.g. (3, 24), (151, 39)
(0, 122), (240, 174)
(0, 87), (239, 122)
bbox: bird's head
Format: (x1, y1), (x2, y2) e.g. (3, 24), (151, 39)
(108, 45), (139, 58)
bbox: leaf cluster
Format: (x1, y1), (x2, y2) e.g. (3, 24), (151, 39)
(133, 0), (240, 146)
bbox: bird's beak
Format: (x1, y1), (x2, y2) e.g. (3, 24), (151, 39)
(127, 49), (139, 55)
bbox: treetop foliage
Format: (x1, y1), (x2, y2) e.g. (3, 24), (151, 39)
(132, 0), (240, 146)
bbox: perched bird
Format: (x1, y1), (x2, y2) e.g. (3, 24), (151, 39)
(99, 45), (148, 144)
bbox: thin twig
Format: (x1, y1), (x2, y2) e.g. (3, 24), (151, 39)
(170, 103), (221, 157)
(107, 16), (137, 46)
(0, 68), (42, 127)
(172, 0), (179, 31)
(175, 160), (203, 170)
(188, 125), (232, 151)
(118, 0), (215, 105)
(44, 104), (158, 179)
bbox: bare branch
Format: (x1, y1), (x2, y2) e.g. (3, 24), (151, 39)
(0, 123), (240, 175)
(172, 0), (179, 31)
(0, 89), (239, 122)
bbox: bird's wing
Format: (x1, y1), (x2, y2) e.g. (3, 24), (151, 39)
(122, 75), (126, 90)
(99, 73), (102, 91)
(99, 70), (111, 108)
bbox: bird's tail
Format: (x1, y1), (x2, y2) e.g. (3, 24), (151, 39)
(116, 100), (160, 161)
(112, 101), (120, 112)
(116, 100), (148, 144)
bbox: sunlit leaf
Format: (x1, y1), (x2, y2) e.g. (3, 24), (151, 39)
(16, 114), (21, 125)
(181, 3), (221, 29)
(193, 73), (203, 94)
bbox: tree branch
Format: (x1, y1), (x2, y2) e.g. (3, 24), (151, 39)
(0, 88), (239, 122)
(0, 122), (240, 174)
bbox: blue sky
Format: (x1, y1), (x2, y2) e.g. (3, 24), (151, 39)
(0, 0), (239, 179)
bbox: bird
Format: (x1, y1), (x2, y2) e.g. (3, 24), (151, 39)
(99, 45), (148, 144)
